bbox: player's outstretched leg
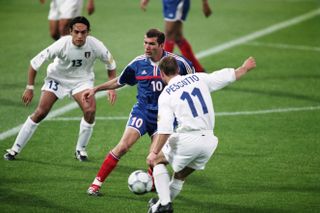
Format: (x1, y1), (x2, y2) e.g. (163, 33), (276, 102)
(75, 118), (95, 161)
(3, 149), (18, 161)
(3, 116), (39, 161)
(87, 184), (101, 196)
(148, 201), (173, 213)
(87, 151), (119, 195)
(177, 37), (205, 72)
(147, 198), (159, 213)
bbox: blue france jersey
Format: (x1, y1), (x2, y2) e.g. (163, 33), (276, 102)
(118, 51), (194, 110)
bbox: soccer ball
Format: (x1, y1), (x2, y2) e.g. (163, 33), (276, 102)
(128, 170), (153, 195)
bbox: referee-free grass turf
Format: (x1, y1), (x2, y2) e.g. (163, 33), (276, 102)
(1, 0), (319, 212)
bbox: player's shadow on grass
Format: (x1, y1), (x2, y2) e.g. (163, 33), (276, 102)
(0, 188), (75, 212)
(177, 195), (290, 213)
(16, 157), (100, 172)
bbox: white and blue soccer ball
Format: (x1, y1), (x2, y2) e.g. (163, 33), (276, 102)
(128, 170), (153, 195)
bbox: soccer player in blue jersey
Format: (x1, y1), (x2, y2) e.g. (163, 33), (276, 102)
(83, 28), (195, 195)
(140, 0), (212, 72)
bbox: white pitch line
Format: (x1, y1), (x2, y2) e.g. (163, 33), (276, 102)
(245, 41), (320, 52)
(216, 105), (320, 116)
(1, 8), (320, 141)
(196, 8), (320, 59)
(49, 116), (128, 121)
(47, 106), (320, 121)
(0, 90), (122, 141)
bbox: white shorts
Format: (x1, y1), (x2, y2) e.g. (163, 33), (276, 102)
(48, 0), (83, 20)
(162, 130), (218, 172)
(41, 77), (93, 99)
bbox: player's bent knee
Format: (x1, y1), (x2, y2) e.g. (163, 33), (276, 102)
(33, 109), (49, 122)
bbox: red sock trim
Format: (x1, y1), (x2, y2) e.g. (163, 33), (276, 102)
(148, 166), (156, 191)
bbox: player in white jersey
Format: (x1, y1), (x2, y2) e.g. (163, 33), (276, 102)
(4, 16), (117, 162)
(40, 0), (95, 40)
(146, 56), (256, 212)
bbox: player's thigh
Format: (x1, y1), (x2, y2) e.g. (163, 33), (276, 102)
(113, 127), (141, 157)
(49, 20), (59, 34)
(33, 91), (58, 121)
(165, 21), (183, 39)
(188, 134), (218, 170)
(72, 80), (95, 108)
(58, 19), (71, 36)
(73, 89), (96, 113)
(126, 106), (147, 136)
(162, 133), (195, 172)
(163, 133), (214, 172)
(174, 166), (195, 181)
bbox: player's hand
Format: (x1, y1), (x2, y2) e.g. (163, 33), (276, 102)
(243, 57), (256, 71)
(107, 90), (117, 105)
(82, 89), (95, 103)
(202, 2), (212, 17)
(140, 0), (149, 11)
(22, 89), (34, 106)
(87, 1), (95, 15)
(146, 151), (157, 167)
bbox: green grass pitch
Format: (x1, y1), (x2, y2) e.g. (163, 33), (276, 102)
(0, 0), (319, 212)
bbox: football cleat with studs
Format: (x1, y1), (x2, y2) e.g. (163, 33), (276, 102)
(154, 202), (173, 213)
(147, 198), (159, 213)
(3, 149), (17, 161)
(87, 184), (101, 196)
(75, 150), (88, 161)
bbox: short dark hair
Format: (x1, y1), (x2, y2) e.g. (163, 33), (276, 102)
(145, 28), (165, 45)
(159, 56), (179, 76)
(69, 16), (91, 31)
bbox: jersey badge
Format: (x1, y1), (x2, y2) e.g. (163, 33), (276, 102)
(84, 52), (91, 58)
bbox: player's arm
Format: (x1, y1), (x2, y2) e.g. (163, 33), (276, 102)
(202, 0), (212, 17)
(106, 68), (117, 105)
(151, 134), (170, 155)
(140, 0), (149, 11)
(23, 44), (54, 106)
(147, 134), (170, 166)
(82, 77), (124, 103)
(86, 0), (95, 15)
(234, 57), (256, 80)
(22, 66), (37, 106)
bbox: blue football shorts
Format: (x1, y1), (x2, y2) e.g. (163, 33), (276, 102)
(126, 104), (158, 137)
(162, 0), (190, 21)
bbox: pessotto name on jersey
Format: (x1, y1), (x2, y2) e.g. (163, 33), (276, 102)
(165, 74), (199, 95)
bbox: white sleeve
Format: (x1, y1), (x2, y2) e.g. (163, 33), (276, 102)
(203, 68), (236, 92)
(157, 93), (175, 134)
(93, 38), (116, 70)
(30, 39), (62, 71)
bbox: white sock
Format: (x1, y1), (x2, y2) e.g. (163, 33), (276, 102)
(76, 117), (95, 151)
(12, 116), (39, 153)
(154, 164), (171, 206)
(169, 178), (184, 200)
(92, 178), (102, 187)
